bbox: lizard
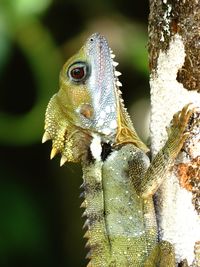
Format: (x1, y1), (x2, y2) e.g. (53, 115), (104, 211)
(42, 33), (196, 266)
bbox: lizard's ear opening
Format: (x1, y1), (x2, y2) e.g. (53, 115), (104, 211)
(79, 103), (94, 119)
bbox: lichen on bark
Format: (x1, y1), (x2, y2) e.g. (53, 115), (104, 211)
(149, 0), (200, 91)
(148, 0), (200, 265)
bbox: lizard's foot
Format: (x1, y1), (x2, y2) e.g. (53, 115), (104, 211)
(139, 104), (199, 198)
(166, 104), (199, 157)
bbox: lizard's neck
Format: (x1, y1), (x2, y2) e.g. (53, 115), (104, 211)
(81, 144), (156, 267)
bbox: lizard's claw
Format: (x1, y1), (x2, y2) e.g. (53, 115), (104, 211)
(171, 103), (193, 131)
(167, 104), (199, 157)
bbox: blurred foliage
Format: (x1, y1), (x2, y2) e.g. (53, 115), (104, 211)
(0, 0), (149, 266)
(0, 0), (61, 145)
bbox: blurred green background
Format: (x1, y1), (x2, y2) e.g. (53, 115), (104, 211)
(0, 0), (150, 266)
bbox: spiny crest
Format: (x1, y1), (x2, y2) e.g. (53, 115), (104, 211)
(109, 47), (123, 94)
(109, 48), (149, 152)
(80, 186), (93, 264)
(80, 179), (107, 266)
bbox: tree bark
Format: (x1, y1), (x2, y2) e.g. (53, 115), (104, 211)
(148, 0), (200, 266)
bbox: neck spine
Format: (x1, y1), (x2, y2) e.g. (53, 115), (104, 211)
(81, 159), (111, 267)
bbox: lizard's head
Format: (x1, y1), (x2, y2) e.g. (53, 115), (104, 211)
(43, 33), (146, 164)
(58, 33), (120, 139)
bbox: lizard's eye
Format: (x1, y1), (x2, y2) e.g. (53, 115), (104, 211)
(68, 62), (88, 83)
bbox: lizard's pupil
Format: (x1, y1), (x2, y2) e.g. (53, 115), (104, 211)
(71, 67), (85, 80)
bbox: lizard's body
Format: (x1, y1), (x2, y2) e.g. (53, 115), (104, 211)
(82, 144), (156, 266)
(43, 33), (195, 266)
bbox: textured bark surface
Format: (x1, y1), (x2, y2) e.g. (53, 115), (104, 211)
(149, 0), (200, 92)
(148, 0), (200, 266)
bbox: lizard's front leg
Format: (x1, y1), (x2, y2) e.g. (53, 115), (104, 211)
(139, 104), (195, 199)
(134, 105), (196, 267)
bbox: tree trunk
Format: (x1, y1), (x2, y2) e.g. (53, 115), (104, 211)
(148, 0), (200, 266)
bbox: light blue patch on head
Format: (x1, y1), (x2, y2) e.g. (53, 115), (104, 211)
(77, 33), (121, 142)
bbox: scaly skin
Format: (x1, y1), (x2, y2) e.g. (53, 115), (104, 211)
(43, 33), (195, 266)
